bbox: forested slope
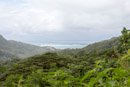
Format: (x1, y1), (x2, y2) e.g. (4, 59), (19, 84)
(0, 28), (130, 87)
(0, 34), (56, 60)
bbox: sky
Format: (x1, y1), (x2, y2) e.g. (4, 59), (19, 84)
(0, 0), (130, 45)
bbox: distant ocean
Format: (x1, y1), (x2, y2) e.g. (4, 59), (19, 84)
(40, 43), (87, 49)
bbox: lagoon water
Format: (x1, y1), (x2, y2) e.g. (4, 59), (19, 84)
(40, 43), (87, 49)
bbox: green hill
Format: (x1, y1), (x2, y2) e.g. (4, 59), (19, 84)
(0, 34), (56, 61)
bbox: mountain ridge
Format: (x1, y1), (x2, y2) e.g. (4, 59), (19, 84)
(0, 34), (56, 60)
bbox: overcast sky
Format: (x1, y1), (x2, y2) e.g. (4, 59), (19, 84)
(0, 0), (130, 44)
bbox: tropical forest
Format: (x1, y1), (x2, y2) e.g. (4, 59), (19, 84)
(0, 28), (130, 87)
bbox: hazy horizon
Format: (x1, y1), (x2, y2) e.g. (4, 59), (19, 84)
(0, 33), (118, 49)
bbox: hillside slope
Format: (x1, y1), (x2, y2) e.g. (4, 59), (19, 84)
(82, 37), (119, 53)
(59, 37), (119, 56)
(0, 34), (56, 60)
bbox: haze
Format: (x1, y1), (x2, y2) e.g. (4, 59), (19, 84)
(0, 0), (130, 45)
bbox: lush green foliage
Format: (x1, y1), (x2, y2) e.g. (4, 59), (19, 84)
(0, 28), (130, 87)
(118, 27), (130, 53)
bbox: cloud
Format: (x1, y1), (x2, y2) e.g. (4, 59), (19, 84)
(0, 0), (130, 43)
(0, 6), (63, 34)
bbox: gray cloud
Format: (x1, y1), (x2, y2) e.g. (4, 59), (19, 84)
(0, 0), (130, 44)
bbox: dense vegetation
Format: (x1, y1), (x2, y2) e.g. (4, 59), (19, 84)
(0, 28), (130, 87)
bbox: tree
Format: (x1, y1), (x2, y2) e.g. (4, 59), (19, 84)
(119, 27), (130, 53)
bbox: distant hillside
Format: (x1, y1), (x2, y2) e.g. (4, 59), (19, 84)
(59, 37), (119, 56)
(0, 34), (56, 60)
(0, 33), (119, 61)
(81, 37), (119, 53)
(0, 50), (16, 61)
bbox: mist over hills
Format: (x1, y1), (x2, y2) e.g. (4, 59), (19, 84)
(0, 33), (119, 62)
(0, 34), (56, 60)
